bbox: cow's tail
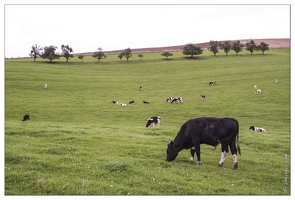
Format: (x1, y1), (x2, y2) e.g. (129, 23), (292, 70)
(235, 119), (241, 156)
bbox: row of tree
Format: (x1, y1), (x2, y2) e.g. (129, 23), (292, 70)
(29, 44), (73, 63)
(29, 40), (269, 63)
(29, 44), (134, 63)
(208, 40), (269, 56)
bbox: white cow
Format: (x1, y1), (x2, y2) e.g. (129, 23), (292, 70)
(44, 84), (48, 89)
(254, 85), (258, 90)
(255, 89), (262, 94)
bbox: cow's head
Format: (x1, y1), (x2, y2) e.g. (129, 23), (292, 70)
(146, 119), (153, 127)
(166, 141), (178, 161)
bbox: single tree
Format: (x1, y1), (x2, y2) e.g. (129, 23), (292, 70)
(258, 42), (269, 55)
(92, 48), (106, 62)
(123, 48), (132, 62)
(78, 54), (84, 63)
(41, 45), (60, 62)
(161, 51), (173, 59)
(208, 40), (219, 56)
(61, 44), (74, 62)
(29, 44), (42, 62)
(245, 40), (258, 55)
(138, 53), (143, 61)
(118, 52), (124, 61)
(232, 41), (243, 55)
(219, 41), (231, 56)
(182, 43), (203, 58)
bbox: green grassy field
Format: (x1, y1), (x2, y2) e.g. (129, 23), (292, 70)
(5, 49), (290, 195)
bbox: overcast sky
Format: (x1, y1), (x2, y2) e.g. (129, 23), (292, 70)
(4, 4), (290, 58)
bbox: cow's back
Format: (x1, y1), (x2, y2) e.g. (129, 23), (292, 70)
(184, 117), (238, 141)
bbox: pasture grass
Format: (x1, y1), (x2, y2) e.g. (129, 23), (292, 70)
(5, 49), (290, 195)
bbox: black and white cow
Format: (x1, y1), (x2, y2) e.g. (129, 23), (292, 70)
(146, 116), (161, 128)
(249, 125), (266, 132)
(209, 80), (217, 86)
(166, 117), (241, 169)
(22, 114), (30, 121)
(166, 97), (174, 103)
(171, 97), (183, 104)
(201, 95), (206, 99)
(143, 100), (150, 104)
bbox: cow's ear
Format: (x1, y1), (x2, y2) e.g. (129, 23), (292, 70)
(170, 141), (174, 148)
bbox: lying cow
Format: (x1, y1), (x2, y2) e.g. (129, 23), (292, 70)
(146, 116), (161, 128)
(166, 117), (241, 169)
(143, 100), (150, 104)
(112, 101), (119, 104)
(22, 114), (30, 121)
(249, 125), (266, 132)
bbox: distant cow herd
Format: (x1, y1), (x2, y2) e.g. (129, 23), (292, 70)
(111, 97), (184, 107)
(20, 79), (277, 170)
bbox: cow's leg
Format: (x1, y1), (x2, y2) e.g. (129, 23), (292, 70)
(232, 154), (238, 169)
(218, 144), (228, 167)
(190, 147), (195, 163)
(230, 140), (238, 170)
(194, 143), (201, 165)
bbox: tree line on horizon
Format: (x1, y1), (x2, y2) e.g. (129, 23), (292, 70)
(29, 40), (269, 63)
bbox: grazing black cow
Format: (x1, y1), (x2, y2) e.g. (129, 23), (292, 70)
(129, 100), (135, 104)
(22, 114), (30, 121)
(143, 100), (150, 104)
(166, 117), (241, 169)
(146, 116), (161, 128)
